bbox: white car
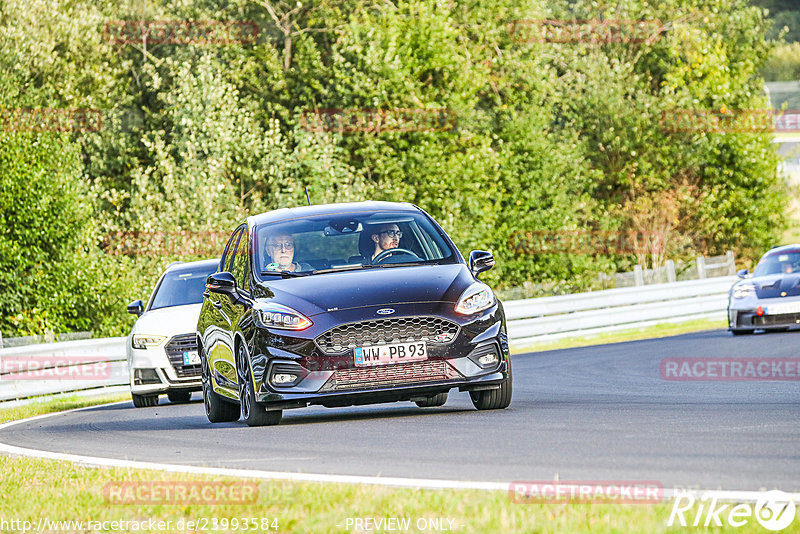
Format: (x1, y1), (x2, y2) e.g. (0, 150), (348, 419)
(126, 258), (220, 407)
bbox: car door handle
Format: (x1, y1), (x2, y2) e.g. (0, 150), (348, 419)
(203, 290), (211, 298)
(212, 301), (222, 309)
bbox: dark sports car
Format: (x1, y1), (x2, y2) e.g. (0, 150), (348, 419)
(197, 201), (511, 426)
(728, 244), (800, 335)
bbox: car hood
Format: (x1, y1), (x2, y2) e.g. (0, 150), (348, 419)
(747, 274), (800, 298)
(254, 264), (474, 316)
(132, 303), (203, 335)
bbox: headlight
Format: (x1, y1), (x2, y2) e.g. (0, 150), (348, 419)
(131, 335), (166, 349)
(733, 283), (755, 299)
(455, 283), (495, 315)
(255, 304), (313, 330)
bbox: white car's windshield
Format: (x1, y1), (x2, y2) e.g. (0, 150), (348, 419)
(149, 265), (217, 310)
(254, 211), (457, 279)
(753, 252), (800, 276)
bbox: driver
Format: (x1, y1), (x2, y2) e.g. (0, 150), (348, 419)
(371, 223), (402, 261)
(782, 262), (795, 274)
(265, 233), (313, 272)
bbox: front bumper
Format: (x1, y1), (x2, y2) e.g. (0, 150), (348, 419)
(242, 302), (510, 408)
(128, 333), (203, 394)
(728, 296), (800, 330)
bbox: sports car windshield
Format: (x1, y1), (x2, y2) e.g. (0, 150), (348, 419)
(753, 252), (800, 276)
(253, 211), (458, 278)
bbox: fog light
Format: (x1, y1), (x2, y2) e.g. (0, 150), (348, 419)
(272, 373), (297, 385)
(133, 368), (161, 385)
(478, 353), (499, 366)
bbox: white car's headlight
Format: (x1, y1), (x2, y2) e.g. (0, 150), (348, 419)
(131, 335), (166, 349)
(455, 283), (496, 315)
(733, 283), (755, 299)
(255, 304), (313, 330)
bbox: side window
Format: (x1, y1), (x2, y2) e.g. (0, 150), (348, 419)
(220, 228), (243, 273)
(224, 227), (245, 273)
(231, 229), (250, 291)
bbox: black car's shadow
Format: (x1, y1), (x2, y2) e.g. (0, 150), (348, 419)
(275, 405), (473, 426)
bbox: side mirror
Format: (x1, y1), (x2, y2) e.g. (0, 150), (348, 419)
(469, 250), (495, 277)
(127, 299), (144, 317)
(206, 271), (237, 293)
(737, 269), (749, 279)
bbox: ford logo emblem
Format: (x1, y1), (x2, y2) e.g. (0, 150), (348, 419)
(376, 308), (395, 315)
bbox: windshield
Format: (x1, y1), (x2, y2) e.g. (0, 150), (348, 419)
(253, 210), (458, 279)
(753, 252), (800, 276)
(149, 264), (217, 310)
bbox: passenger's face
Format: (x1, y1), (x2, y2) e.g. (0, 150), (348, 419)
(783, 263), (793, 274)
(267, 234), (295, 268)
(373, 224), (400, 252)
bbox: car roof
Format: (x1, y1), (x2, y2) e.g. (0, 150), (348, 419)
(164, 258), (221, 274)
(765, 244), (800, 257)
(247, 201), (420, 226)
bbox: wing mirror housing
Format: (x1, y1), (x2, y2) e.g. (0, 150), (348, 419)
(737, 269), (749, 279)
(127, 299), (144, 317)
(206, 272), (237, 294)
(469, 250), (495, 277)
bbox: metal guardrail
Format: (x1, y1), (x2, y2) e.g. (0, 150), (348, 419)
(506, 276), (738, 347)
(0, 337), (127, 402)
(0, 276), (739, 400)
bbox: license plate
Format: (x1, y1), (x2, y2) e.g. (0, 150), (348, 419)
(183, 350), (200, 365)
(354, 341), (427, 367)
(765, 301), (800, 315)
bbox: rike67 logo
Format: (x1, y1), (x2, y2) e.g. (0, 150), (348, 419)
(668, 490), (797, 531)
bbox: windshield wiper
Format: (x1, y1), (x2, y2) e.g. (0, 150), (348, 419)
(260, 270), (309, 278)
(311, 264), (378, 275)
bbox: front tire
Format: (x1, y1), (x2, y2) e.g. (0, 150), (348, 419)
(415, 392), (448, 407)
(238, 344), (282, 427)
(201, 346), (239, 423)
(167, 390), (192, 403)
(470, 376), (512, 410)
(131, 393), (158, 408)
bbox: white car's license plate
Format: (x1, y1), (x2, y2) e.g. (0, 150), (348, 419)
(765, 301), (800, 315)
(183, 350), (200, 365)
(354, 341), (427, 367)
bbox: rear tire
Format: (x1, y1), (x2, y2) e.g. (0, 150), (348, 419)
(730, 329), (754, 336)
(131, 393), (158, 408)
(167, 390), (192, 404)
(470, 376), (512, 410)
(238, 344), (282, 427)
(415, 392), (448, 408)
(201, 346), (239, 423)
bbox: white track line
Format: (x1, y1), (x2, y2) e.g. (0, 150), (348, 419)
(0, 402), (796, 502)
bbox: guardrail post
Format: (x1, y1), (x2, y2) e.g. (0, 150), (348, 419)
(666, 260), (676, 283)
(634, 265), (644, 286)
(696, 256), (707, 279)
(0, 330), (3, 349)
(726, 250), (735, 275)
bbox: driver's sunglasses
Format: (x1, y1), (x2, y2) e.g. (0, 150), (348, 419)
(380, 230), (403, 238)
(268, 241), (294, 251)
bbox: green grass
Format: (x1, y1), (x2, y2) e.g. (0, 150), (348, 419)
(513, 317), (727, 354)
(0, 383), (794, 533)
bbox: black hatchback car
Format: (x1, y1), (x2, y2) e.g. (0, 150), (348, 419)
(197, 201), (511, 426)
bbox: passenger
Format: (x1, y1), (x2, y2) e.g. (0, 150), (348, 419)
(782, 262), (794, 274)
(265, 233), (313, 272)
(370, 223), (402, 261)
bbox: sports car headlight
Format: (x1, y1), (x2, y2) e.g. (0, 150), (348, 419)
(131, 335), (166, 349)
(733, 283), (755, 299)
(255, 304), (313, 330)
(455, 283), (495, 315)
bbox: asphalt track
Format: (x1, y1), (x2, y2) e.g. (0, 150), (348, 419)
(1, 329), (798, 491)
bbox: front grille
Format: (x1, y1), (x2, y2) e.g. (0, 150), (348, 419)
(165, 334), (202, 378)
(315, 316), (460, 355)
(319, 360), (462, 392)
(753, 313), (800, 326)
